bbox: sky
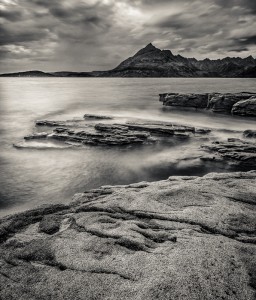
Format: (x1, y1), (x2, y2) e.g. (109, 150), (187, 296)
(0, 0), (256, 73)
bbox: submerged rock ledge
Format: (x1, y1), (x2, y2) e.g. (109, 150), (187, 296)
(159, 92), (256, 116)
(0, 171), (256, 299)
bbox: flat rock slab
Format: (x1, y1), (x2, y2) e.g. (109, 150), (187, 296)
(1, 171), (256, 299)
(18, 118), (212, 148)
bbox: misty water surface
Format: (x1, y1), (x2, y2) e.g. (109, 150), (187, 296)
(0, 77), (255, 216)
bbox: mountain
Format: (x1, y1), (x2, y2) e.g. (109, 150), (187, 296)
(99, 43), (256, 77)
(1, 44), (255, 77)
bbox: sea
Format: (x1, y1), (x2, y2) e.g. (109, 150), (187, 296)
(0, 77), (255, 217)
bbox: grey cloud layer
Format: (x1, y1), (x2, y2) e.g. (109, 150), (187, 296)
(0, 0), (255, 72)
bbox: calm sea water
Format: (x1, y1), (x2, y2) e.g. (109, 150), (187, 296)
(0, 78), (255, 216)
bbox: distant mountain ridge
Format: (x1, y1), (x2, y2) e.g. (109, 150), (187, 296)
(1, 43), (256, 77)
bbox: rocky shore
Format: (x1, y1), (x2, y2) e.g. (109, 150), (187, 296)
(159, 92), (256, 116)
(3, 92), (256, 299)
(0, 171), (256, 299)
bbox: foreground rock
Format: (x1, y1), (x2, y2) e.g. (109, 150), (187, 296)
(159, 92), (256, 116)
(0, 171), (256, 299)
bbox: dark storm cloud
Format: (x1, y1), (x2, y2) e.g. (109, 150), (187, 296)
(230, 48), (249, 52)
(214, 0), (256, 13)
(0, 8), (22, 21)
(234, 35), (256, 45)
(0, 25), (48, 45)
(0, 0), (255, 73)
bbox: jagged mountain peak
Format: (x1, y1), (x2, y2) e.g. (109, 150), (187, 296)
(134, 43), (160, 56)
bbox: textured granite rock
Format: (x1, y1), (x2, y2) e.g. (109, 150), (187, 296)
(0, 171), (256, 299)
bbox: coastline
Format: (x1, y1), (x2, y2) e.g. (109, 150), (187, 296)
(0, 85), (256, 299)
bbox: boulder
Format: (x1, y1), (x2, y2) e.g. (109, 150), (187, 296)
(232, 97), (256, 117)
(207, 92), (256, 114)
(244, 130), (256, 138)
(159, 92), (256, 116)
(160, 93), (209, 108)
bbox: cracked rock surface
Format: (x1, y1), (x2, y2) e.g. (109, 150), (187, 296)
(201, 139), (256, 167)
(0, 171), (256, 300)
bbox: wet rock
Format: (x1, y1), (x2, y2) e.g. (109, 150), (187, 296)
(84, 114), (113, 120)
(125, 122), (195, 135)
(244, 130), (256, 138)
(94, 123), (129, 132)
(232, 97), (256, 117)
(159, 92), (256, 116)
(20, 119), (214, 149)
(159, 93), (209, 109)
(201, 139), (256, 167)
(36, 120), (66, 127)
(173, 132), (190, 139)
(207, 94), (239, 114)
(195, 128), (211, 134)
(207, 92), (255, 114)
(24, 132), (48, 140)
(1, 172), (256, 299)
(53, 127), (75, 134)
(51, 124), (151, 146)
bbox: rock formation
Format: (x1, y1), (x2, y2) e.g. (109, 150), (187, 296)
(201, 139), (256, 167)
(159, 93), (209, 109)
(160, 92), (256, 116)
(244, 130), (256, 138)
(0, 171), (256, 299)
(232, 97), (256, 117)
(15, 117), (212, 148)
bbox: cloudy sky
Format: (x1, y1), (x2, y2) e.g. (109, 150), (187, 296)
(0, 0), (256, 73)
